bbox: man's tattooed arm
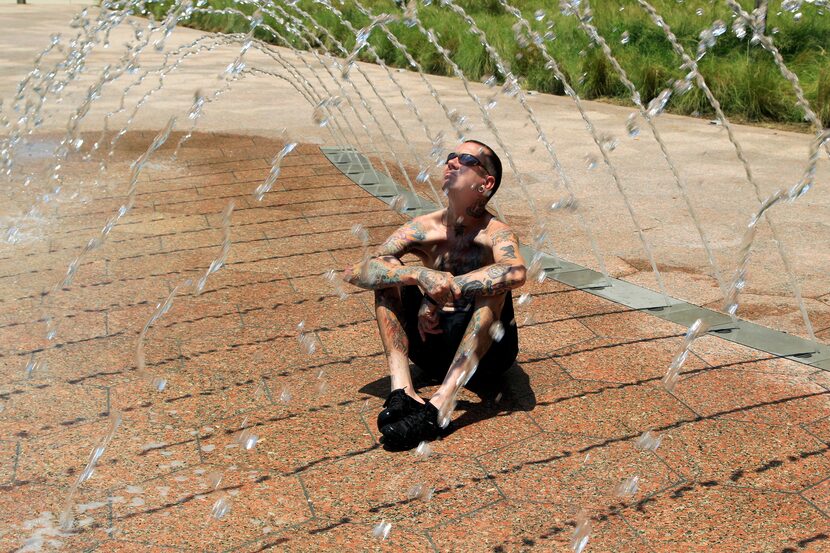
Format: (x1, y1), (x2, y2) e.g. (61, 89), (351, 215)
(452, 224), (526, 299)
(343, 219), (442, 291)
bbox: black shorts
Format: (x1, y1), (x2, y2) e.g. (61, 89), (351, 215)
(401, 285), (519, 383)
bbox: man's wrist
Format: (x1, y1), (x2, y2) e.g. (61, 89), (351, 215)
(405, 267), (426, 287)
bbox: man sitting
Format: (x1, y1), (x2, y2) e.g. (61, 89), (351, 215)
(343, 140), (526, 448)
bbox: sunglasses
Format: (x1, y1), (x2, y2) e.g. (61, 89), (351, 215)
(446, 152), (491, 176)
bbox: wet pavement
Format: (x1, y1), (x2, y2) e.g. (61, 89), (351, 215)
(0, 131), (828, 551)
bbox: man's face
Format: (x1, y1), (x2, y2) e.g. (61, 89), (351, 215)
(442, 142), (494, 204)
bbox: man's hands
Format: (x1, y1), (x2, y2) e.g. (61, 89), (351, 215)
(417, 297), (442, 341)
(416, 269), (461, 305)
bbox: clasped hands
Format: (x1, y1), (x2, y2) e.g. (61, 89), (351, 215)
(415, 269), (462, 341)
(342, 262), (461, 342)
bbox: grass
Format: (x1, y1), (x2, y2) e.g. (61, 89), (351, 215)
(137, 0), (830, 128)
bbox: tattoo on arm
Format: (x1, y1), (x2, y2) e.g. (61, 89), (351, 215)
(455, 263), (523, 299)
(349, 220), (428, 289)
(372, 221), (427, 258)
(490, 229), (514, 245)
(499, 244), (517, 260)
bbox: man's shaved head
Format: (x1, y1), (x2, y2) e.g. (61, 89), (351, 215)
(464, 140), (502, 197)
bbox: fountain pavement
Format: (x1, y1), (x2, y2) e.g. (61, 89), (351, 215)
(1, 4), (830, 553)
(0, 128), (828, 551)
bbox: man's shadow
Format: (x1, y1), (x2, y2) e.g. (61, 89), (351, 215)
(358, 361), (536, 435)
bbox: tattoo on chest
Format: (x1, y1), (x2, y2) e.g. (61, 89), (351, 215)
(436, 246), (485, 275)
(374, 221), (427, 257)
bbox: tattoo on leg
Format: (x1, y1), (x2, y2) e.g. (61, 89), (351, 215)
(378, 309), (408, 356)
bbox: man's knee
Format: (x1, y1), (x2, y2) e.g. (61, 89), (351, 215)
(473, 292), (508, 320)
(374, 286), (403, 310)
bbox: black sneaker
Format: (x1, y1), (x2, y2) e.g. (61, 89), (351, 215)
(376, 388), (425, 430)
(380, 401), (440, 448)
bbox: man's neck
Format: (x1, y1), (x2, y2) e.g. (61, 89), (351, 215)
(445, 200), (487, 237)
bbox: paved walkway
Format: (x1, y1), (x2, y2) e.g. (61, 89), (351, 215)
(0, 130), (828, 551)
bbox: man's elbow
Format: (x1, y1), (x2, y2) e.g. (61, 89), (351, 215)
(512, 265), (527, 287)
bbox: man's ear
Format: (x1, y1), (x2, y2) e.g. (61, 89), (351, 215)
(484, 175), (496, 194)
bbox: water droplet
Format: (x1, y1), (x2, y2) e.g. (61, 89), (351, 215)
(414, 441), (433, 459)
(390, 194), (409, 213)
(279, 387), (292, 403)
(673, 78), (693, 96)
(407, 483), (435, 501)
(312, 96), (342, 127)
(24, 357), (40, 378)
(625, 112), (640, 138)
(517, 293), (532, 306)
(241, 431), (258, 450)
(501, 76), (520, 98)
(189, 90), (206, 121)
(614, 475), (639, 497)
(695, 7), (704, 16)
(571, 509), (592, 553)
(560, 0), (579, 17)
(646, 88), (672, 118)
(534, 9), (546, 21)
(208, 471), (224, 490)
(733, 19), (747, 39)
(324, 269), (349, 300)
(489, 321), (505, 342)
(634, 430), (663, 452)
(5, 226), (21, 244)
(620, 31), (630, 44)
(550, 195), (579, 211)
(211, 496), (231, 520)
(782, 0), (802, 12)
(372, 520), (392, 540)
(584, 155), (598, 170)
(350, 224), (369, 243)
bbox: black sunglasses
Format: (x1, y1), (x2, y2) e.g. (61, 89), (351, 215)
(446, 152), (491, 175)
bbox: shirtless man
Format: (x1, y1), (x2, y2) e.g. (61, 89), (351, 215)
(343, 140), (526, 448)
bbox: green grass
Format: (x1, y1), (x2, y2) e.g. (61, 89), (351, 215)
(138, 0), (830, 127)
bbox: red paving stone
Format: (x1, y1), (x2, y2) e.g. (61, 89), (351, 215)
(0, 131), (828, 551)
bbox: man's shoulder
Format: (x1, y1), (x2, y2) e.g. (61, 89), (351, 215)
(408, 209), (443, 232)
(486, 218), (517, 242)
